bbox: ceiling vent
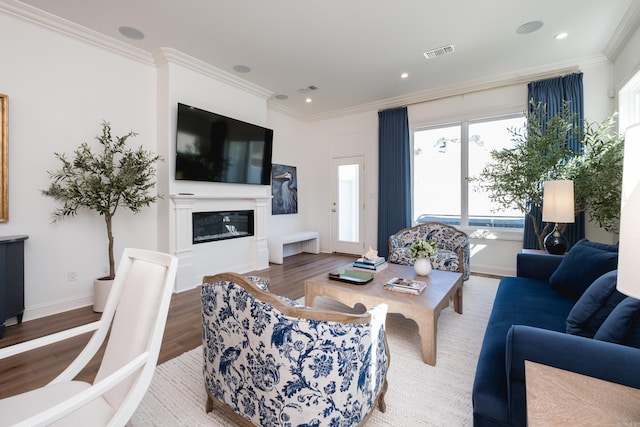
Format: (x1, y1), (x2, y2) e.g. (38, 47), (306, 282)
(423, 44), (455, 60)
(297, 85), (318, 94)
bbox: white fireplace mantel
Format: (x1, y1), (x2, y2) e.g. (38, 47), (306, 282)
(169, 194), (271, 292)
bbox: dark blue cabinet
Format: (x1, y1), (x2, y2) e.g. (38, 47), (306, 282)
(0, 235), (28, 339)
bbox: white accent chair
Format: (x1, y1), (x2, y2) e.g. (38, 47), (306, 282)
(0, 248), (178, 427)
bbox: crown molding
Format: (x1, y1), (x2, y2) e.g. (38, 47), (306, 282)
(604, 0), (640, 61)
(0, 0), (154, 65)
(152, 48), (273, 101)
(267, 99), (311, 121)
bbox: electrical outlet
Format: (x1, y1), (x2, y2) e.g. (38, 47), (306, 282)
(68, 271), (77, 281)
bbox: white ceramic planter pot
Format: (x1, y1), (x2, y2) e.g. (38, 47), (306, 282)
(93, 278), (114, 313)
(413, 257), (432, 276)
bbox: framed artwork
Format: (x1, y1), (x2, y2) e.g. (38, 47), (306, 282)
(271, 164), (298, 215)
(0, 95), (7, 222)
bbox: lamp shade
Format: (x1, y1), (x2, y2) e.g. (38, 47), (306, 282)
(542, 180), (575, 224)
(617, 123), (640, 298)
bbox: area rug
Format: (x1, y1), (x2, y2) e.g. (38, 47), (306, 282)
(130, 276), (499, 426)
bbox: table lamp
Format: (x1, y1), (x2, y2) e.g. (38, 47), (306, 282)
(617, 123), (640, 298)
(542, 180), (575, 254)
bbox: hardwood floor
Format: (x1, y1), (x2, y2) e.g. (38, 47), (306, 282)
(0, 252), (354, 399)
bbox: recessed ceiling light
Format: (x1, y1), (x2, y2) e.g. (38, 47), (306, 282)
(118, 26), (144, 40)
(233, 65), (251, 73)
(555, 32), (568, 40)
(274, 94), (288, 100)
(516, 21), (544, 35)
(401, 72), (409, 79)
(305, 98), (312, 103)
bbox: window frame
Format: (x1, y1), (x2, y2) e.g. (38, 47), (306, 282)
(411, 111), (526, 239)
(619, 69), (640, 130)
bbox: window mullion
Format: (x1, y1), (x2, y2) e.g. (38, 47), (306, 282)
(461, 122), (469, 228)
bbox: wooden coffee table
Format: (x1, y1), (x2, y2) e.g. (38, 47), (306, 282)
(304, 263), (463, 365)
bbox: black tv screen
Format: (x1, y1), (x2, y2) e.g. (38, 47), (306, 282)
(175, 103), (273, 185)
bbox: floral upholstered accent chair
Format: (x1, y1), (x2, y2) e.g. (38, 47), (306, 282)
(388, 221), (471, 280)
(201, 272), (390, 427)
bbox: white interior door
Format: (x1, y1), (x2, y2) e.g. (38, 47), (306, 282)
(330, 156), (365, 255)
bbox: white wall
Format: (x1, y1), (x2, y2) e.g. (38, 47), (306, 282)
(302, 111), (379, 254)
(582, 60), (620, 244)
(266, 109), (308, 237)
(0, 10), (158, 320)
(265, 109), (382, 259)
(613, 22), (640, 132)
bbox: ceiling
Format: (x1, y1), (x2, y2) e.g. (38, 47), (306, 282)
(15, 0), (640, 120)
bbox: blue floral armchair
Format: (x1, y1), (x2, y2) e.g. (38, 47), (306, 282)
(388, 222), (470, 280)
(201, 272), (390, 426)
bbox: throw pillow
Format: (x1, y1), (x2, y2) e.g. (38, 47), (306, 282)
(566, 270), (626, 337)
(574, 238), (619, 253)
(549, 240), (619, 299)
(594, 297), (640, 348)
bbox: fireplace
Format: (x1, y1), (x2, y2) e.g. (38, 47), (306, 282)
(192, 210), (255, 244)
(170, 194), (270, 292)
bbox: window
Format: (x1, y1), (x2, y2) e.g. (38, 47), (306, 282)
(413, 114), (526, 229)
(619, 69), (640, 130)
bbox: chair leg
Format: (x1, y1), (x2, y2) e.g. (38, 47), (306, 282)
(377, 379), (388, 413)
(206, 394), (213, 413)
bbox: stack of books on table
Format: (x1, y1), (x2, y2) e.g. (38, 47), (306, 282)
(352, 256), (388, 273)
(384, 277), (427, 295)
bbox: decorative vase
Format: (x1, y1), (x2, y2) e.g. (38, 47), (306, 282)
(93, 278), (114, 313)
(414, 257), (432, 276)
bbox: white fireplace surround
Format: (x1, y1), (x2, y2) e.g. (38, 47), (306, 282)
(170, 194), (270, 292)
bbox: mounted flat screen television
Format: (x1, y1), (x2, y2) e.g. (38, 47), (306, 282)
(175, 103), (273, 185)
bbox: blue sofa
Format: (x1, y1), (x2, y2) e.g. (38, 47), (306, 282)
(472, 240), (640, 427)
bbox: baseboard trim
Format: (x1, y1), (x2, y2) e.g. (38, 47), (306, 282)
(14, 294), (93, 324)
(471, 264), (515, 278)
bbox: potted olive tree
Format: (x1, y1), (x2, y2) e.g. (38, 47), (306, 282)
(470, 102), (624, 249)
(42, 121), (163, 311)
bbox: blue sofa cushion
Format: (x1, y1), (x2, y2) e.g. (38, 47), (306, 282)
(566, 270), (625, 337)
(549, 239), (619, 299)
(594, 297), (640, 348)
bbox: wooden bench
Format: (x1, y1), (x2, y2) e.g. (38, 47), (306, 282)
(268, 231), (320, 264)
